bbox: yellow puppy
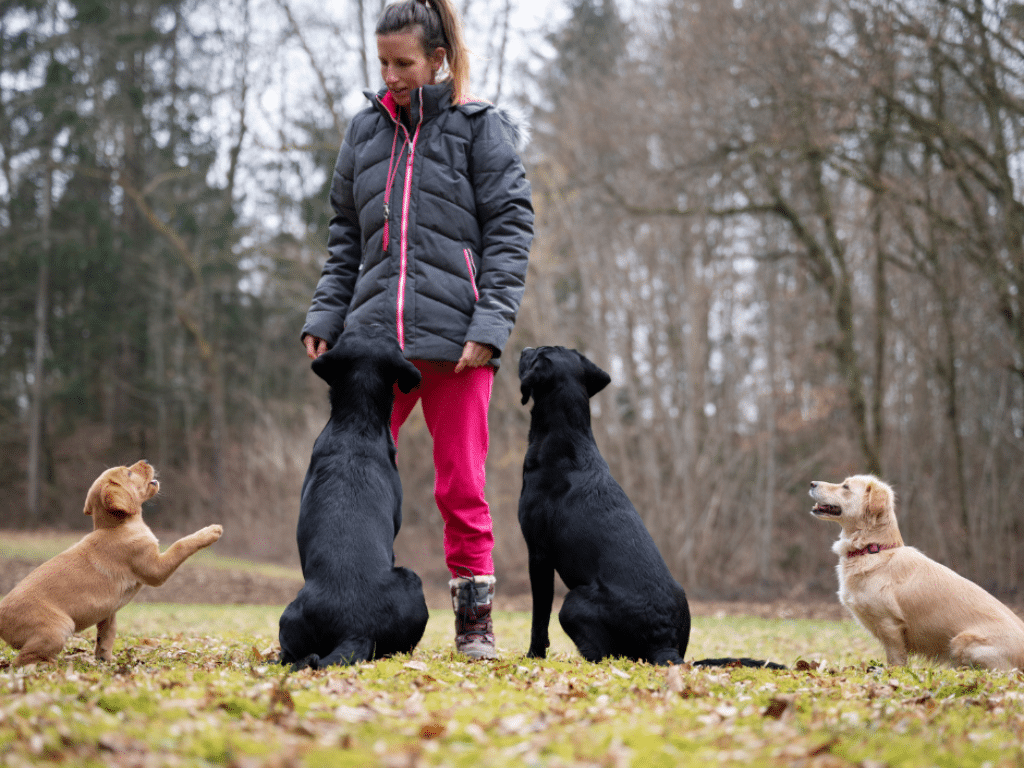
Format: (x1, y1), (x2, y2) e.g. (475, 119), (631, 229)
(0, 461), (222, 667)
(810, 474), (1024, 670)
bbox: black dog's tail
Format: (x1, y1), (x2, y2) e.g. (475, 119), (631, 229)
(692, 657), (787, 670)
(285, 638), (376, 672)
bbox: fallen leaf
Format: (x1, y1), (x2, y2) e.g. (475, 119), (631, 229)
(335, 704), (374, 723)
(807, 736), (840, 756)
(666, 665), (685, 694)
(269, 685), (294, 714)
(419, 722), (446, 739)
(498, 713), (531, 735)
(763, 695), (792, 719)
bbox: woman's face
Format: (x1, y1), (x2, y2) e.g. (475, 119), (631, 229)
(377, 30), (445, 108)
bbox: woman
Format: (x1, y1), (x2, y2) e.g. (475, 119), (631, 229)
(301, 0), (533, 660)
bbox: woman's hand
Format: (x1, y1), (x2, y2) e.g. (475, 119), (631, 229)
(304, 335), (329, 360)
(455, 340), (493, 373)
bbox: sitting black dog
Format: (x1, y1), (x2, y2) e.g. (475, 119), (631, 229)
(518, 346), (783, 669)
(278, 325), (429, 670)
(518, 345), (691, 665)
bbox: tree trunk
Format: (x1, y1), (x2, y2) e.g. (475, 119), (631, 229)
(27, 163), (52, 521)
(759, 264), (778, 594)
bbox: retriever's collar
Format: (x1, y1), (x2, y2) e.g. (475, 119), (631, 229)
(847, 542), (900, 558)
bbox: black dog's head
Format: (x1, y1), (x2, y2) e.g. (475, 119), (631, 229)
(519, 346), (611, 405)
(312, 324), (421, 395)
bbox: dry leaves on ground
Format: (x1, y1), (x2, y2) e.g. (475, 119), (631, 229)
(2, 606), (1024, 767)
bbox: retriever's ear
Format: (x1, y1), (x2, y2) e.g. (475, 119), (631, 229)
(581, 356), (611, 398)
(394, 357), (421, 394)
(102, 479), (139, 516)
(865, 481), (891, 520)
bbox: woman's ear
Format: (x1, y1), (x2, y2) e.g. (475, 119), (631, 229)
(431, 46), (446, 72)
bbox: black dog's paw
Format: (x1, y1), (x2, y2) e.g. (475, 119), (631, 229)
(651, 650), (686, 666)
(284, 653), (321, 672)
(525, 647), (548, 659)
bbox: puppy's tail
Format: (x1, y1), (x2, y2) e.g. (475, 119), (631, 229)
(692, 657), (787, 670)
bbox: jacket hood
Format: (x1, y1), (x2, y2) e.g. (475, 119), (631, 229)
(365, 82), (531, 153)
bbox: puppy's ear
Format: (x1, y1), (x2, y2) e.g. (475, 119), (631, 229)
(581, 356), (611, 398)
(102, 480), (139, 516)
(84, 473), (108, 515)
(395, 358), (421, 394)
(865, 482), (891, 520)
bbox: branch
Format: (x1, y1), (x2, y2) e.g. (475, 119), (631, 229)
(275, 0), (344, 137)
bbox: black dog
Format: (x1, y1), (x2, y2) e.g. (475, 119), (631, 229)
(518, 346), (691, 665)
(278, 325), (429, 670)
(518, 346), (784, 669)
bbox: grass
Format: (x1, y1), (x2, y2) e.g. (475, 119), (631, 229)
(3, 604), (1024, 767)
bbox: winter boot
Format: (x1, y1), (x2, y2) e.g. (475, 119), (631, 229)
(450, 574), (497, 660)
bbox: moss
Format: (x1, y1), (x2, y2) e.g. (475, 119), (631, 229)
(188, 731), (233, 763)
(215, 696), (266, 718)
(304, 746), (377, 768)
(95, 690), (159, 716)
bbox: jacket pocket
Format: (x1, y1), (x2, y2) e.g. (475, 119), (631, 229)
(463, 248), (480, 302)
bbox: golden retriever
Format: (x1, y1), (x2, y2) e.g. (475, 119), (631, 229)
(810, 474), (1024, 670)
(0, 460), (222, 667)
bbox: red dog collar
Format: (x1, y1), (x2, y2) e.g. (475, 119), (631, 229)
(847, 542), (899, 558)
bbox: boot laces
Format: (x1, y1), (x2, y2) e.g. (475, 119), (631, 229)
(454, 567), (490, 638)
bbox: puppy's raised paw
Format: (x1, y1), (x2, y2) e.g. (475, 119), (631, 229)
(197, 525), (223, 546)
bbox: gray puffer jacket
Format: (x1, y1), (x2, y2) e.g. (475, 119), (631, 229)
(302, 81), (534, 367)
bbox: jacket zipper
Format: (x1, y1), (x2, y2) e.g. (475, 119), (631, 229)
(396, 109), (422, 351)
(380, 90), (423, 351)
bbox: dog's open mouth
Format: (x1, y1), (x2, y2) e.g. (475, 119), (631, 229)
(812, 503), (841, 517)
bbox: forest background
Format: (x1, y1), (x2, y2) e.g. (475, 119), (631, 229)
(3, 0), (1024, 603)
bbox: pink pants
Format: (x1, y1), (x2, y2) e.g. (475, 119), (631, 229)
(391, 360), (495, 578)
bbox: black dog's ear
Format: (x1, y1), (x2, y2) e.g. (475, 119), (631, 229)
(310, 346), (341, 384)
(581, 355), (611, 398)
(520, 378), (534, 406)
(394, 357), (421, 394)
(519, 348), (539, 405)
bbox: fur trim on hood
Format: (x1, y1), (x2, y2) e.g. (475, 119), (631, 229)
(492, 101), (531, 154)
